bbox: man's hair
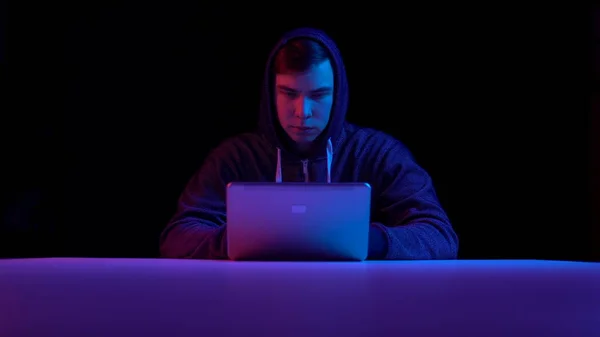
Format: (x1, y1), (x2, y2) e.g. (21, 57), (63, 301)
(273, 38), (330, 74)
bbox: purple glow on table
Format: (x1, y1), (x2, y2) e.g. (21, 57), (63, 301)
(0, 258), (598, 337)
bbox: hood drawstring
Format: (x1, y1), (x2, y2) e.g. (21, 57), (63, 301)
(275, 138), (333, 183)
(326, 137), (333, 183)
(276, 147), (282, 183)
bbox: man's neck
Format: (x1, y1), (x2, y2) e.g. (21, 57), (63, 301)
(293, 141), (314, 158)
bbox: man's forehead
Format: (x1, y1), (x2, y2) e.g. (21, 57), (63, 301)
(275, 60), (334, 92)
(277, 84), (332, 93)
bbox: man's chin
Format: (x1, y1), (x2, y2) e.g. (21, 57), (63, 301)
(289, 135), (316, 144)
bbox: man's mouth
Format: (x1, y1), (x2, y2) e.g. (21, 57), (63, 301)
(291, 126), (313, 131)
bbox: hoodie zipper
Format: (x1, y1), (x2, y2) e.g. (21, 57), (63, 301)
(301, 159), (309, 182)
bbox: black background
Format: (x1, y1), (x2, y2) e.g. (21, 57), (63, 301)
(2, 3), (598, 261)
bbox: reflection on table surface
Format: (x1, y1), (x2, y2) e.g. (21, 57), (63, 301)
(1, 258), (599, 337)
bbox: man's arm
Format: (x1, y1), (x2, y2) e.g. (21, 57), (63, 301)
(159, 148), (233, 260)
(367, 140), (459, 260)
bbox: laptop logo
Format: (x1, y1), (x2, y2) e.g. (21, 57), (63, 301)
(291, 205), (307, 213)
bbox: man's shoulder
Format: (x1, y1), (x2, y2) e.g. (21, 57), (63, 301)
(211, 132), (268, 155)
(342, 123), (416, 165)
(344, 123), (405, 149)
(203, 132), (270, 175)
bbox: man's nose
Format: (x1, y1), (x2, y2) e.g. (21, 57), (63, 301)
(294, 97), (312, 119)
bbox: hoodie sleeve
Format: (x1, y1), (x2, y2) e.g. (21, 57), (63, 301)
(159, 146), (233, 260)
(367, 138), (459, 260)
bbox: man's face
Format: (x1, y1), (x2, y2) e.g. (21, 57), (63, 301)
(275, 60), (334, 148)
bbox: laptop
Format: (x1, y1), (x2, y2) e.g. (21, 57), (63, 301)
(225, 182), (372, 261)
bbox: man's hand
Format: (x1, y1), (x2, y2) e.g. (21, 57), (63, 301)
(368, 223), (388, 259)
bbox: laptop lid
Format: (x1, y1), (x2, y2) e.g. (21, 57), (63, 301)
(226, 182), (371, 261)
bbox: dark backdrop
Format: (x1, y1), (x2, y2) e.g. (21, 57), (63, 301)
(2, 3), (597, 261)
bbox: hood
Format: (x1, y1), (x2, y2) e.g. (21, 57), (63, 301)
(257, 27), (349, 183)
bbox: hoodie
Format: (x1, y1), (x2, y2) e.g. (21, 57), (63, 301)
(159, 28), (459, 260)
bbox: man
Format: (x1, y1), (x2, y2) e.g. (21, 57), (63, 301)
(159, 27), (459, 260)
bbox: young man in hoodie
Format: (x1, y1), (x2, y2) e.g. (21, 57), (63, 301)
(159, 28), (459, 260)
